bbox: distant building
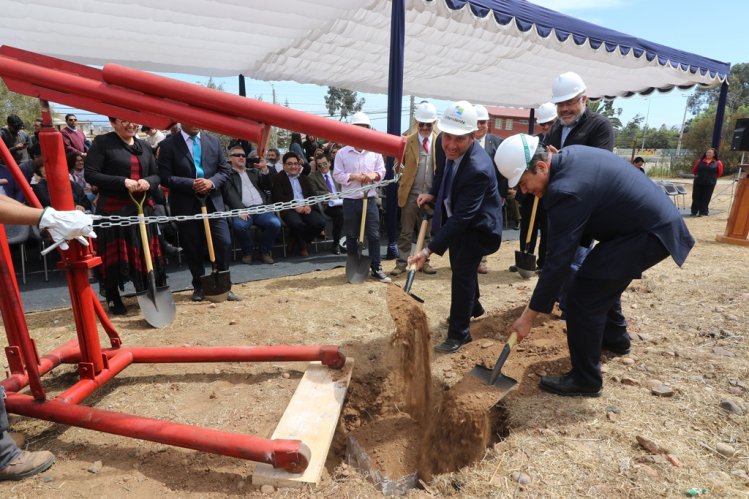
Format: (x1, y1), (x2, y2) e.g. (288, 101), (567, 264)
(485, 106), (532, 139)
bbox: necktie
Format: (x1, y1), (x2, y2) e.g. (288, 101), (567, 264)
(432, 159), (454, 234)
(192, 135), (204, 178)
(422, 136), (429, 154)
(324, 173), (336, 193)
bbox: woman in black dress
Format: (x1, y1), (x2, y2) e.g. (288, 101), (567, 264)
(691, 147), (723, 217)
(84, 117), (165, 314)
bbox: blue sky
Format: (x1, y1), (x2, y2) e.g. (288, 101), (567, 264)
(63, 1), (744, 133)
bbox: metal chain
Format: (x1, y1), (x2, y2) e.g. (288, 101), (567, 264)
(93, 174), (401, 228)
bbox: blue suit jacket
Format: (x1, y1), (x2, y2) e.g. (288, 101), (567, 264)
(530, 145), (695, 312)
(428, 140), (503, 256)
(157, 132), (230, 215)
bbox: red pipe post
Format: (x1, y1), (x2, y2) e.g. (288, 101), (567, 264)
(103, 64), (408, 161)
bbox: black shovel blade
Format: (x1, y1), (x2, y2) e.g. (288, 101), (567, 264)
(469, 365), (518, 394)
(346, 253), (371, 284)
(514, 250), (536, 279)
(401, 269), (424, 303)
(136, 285), (176, 328)
(201, 269), (231, 303)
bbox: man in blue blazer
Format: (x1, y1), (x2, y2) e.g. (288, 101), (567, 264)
(157, 124), (238, 302)
(409, 101), (503, 353)
(496, 134), (694, 397)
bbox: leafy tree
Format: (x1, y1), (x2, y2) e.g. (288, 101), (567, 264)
(689, 63), (749, 115)
(615, 115), (644, 149)
(683, 103), (749, 172)
(588, 99), (623, 129)
(1, 80), (42, 126)
(324, 87), (365, 121)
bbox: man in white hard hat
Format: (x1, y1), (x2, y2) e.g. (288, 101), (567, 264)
(509, 102), (557, 273)
(546, 72), (614, 152)
(494, 133), (694, 396)
(409, 101), (503, 354)
(0, 196), (96, 480)
(391, 101), (439, 276)
(333, 112), (391, 283)
(473, 104), (505, 274)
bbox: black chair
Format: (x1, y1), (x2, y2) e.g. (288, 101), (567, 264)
(4, 224), (32, 284)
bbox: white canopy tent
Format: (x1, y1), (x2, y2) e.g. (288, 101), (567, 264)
(0, 0), (729, 108)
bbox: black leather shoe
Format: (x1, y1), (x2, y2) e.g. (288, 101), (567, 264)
(602, 339), (631, 355)
(508, 265), (518, 272)
(226, 291), (242, 302)
(434, 336), (472, 354)
(472, 303), (485, 318)
(191, 288), (204, 302)
(107, 299), (127, 315)
(331, 246), (341, 255)
(540, 374), (602, 397)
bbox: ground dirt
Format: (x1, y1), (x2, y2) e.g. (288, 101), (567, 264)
(2, 180), (748, 498)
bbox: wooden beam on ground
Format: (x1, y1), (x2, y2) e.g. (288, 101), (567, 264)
(252, 359), (354, 488)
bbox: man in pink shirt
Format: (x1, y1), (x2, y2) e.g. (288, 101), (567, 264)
(333, 112), (390, 283)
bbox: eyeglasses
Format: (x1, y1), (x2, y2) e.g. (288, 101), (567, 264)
(285, 161), (300, 166)
(67, 118), (77, 122)
(230, 153), (246, 158)
(417, 122), (432, 129)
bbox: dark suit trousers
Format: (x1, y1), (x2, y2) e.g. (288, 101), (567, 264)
(179, 217), (231, 289)
(323, 204), (344, 243)
(519, 198), (547, 268)
(447, 233), (485, 341)
(281, 209), (326, 246)
(691, 182), (716, 216)
(565, 234), (669, 387)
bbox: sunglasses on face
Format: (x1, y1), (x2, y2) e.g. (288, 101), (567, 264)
(417, 122), (432, 129)
(67, 118), (77, 122)
(285, 161), (300, 166)
(230, 153), (246, 158)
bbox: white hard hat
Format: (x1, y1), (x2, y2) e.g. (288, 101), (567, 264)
(535, 102), (557, 124)
(474, 104), (490, 121)
(350, 111), (371, 127)
(494, 133), (540, 188)
(438, 100), (478, 136)
(551, 71), (586, 104)
(414, 101), (437, 123)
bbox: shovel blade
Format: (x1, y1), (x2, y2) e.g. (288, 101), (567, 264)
(469, 365), (518, 394)
(136, 285), (176, 328)
(201, 269), (231, 302)
(514, 250), (536, 279)
(346, 253), (371, 284)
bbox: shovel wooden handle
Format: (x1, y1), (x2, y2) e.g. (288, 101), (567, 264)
(524, 196), (539, 247)
(129, 192), (154, 273)
(358, 195), (368, 244)
(406, 217), (429, 272)
(201, 204), (216, 264)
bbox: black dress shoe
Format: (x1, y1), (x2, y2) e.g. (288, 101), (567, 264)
(107, 299), (127, 315)
(331, 246), (341, 255)
(602, 339), (631, 355)
(540, 374), (602, 397)
(434, 336), (472, 354)
(472, 303), (485, 318)
(191, 288), (205, 302)
(226, 291), (242, 302)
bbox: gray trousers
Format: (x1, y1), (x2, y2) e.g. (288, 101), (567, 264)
(0, 387), (21, 467)
(396, 194), (431, 266)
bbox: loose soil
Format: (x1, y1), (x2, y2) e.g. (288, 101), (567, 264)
(2, 179), (749, 497)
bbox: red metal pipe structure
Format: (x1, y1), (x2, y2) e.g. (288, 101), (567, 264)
(104, 63), (407, 160)
(0, 47), (362, 473)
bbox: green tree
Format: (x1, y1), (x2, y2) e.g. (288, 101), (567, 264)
(683, 103), (749, 173)
(615, 115), (644, 149)
(689, 63), (749, 115)
(1, 80), (42, 125)
(324, 87), (365, 121)
(588, 99), (623, 129)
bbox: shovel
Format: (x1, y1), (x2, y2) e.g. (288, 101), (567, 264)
(469, 332), (519, 395)
(515, 195), (539, 279)
(346, 194), (371, 283)
(130, 192), (176, 328)
(197, 195), (231, 302)
(401, 208), (433, 303)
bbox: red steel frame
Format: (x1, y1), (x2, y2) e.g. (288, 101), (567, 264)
(0, 45), (406, 472)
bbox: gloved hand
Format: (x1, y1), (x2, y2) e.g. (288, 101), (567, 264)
(38, 207), (97, 253)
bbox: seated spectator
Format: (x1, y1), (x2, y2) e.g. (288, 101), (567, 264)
(31, 158), (91, 212)
(67, 151), (96, 204)
(289, 133), (311, 175)
(222, 145), (280, 264)
(308, 154), (344, 254)
(272, 152), (326, 257)
(267, 148), (283, 173)
(141, 126), (166, 153)
(303, 134), (320, 162)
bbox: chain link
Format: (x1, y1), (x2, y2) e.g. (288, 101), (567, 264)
(93, 174), (401, 228)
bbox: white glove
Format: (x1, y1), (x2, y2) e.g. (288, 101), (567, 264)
(38, 207), (97, 254)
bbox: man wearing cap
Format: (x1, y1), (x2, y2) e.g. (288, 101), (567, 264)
(391, 101), (439, 276)
(545, 72), (614, 152)
(495, 133), (694, 396)
(409, 101), (503, 354)
(1, 115), (30, 165)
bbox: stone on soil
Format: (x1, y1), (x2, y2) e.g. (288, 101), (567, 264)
(716, 442), (735, 457)
(88, 460), (103, 473)
(719, 399), (744, 415)
(651, 384), (674, 397)
(511, 471), (532, 485)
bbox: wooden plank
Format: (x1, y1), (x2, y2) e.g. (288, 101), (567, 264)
(252, 359), (354, 488)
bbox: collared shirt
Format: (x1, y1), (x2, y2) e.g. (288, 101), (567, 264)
(560, 114), (582, 147)
(237, 169), (264, 207)
(332, 146), (385, 199)
(269, 161), (283, 174)
(286, 172), (305, 200)
(180, 130), (201, 158)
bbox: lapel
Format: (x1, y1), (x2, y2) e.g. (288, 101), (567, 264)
(200, 133), (209, 175)
(450, 141), (476, 200)
(175, 134), (195, 175)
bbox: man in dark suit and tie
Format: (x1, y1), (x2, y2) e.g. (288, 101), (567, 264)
(409, 101), (503, 353)
(157, 124), (239, 302)
(496, 134), (694, 397)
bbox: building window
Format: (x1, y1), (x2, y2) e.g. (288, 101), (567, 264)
(505, 118), (513, 130)
(518, 120), (528, 126)
(494, 118), (503, 129)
